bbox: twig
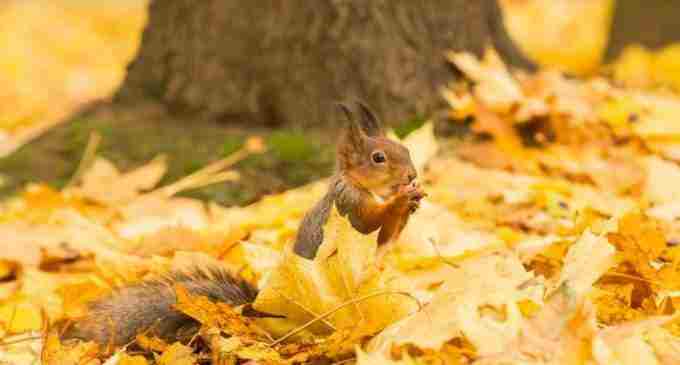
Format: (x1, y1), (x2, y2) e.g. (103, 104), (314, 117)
(65, 131), (102, 188)
(152, 145), (253, 198)
(428, 237), (460, 269)
(0, 334), (42, 347)
(270, 287), (337, 332)
(39, 307), (49, 364)
(270, 290), (422, 347)
(331, 357), (356, 365)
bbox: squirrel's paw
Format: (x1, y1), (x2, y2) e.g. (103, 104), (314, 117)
(397, 182), (426, 213)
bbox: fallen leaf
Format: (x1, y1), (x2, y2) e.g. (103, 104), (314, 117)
(253, 208), (417, 339)
(156, 342), (196, 365)
(553, 230), (616, 297)
(369, 252), (535, 355)
(73, 156), (167, 205)
(42, 332), (100, 365)
(397, 121), (439, 175)
(118, 354), (149, 365)
(448, 49), (523, 113)
(174, 284), (269, 341)
(645, 156), (680, 204)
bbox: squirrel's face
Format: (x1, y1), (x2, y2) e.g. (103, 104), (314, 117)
(336, 101), (418, 199)
(345, 136), (417, 199)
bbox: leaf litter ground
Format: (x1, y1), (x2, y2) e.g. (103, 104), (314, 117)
(3, 50), (680, 364)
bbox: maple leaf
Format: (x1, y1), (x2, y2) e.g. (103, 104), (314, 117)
(592, 316), (679, 365)
(368, 252), (535, 356)
(447, 48), (524, 113)
(645, 156), (680, 205)
(552, 230), (616, 297)
(118, 354), (150, 365)
(174, 284), (270, 341)
(42, 332), (100, 365)
(156, 342), (197, 365)
(607, 212), (667, 281)
(395, 121), (439, 175)
(70, 156), (167, 206)
(252, 208), (418, 340)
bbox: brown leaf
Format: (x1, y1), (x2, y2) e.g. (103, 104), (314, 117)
(174, 284), (269, 341)
(135, 334), (169, 352)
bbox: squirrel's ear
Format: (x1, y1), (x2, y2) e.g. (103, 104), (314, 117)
(355, 101), (383, 137)
(337, 102), (366, 147)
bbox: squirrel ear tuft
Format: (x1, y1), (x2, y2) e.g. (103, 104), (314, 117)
(337, 102), (366, 148)
(355, 101), (383, 137)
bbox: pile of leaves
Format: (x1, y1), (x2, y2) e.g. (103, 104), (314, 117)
(3, 50), (680, 364)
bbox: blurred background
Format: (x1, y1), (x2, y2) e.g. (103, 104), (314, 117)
(0, 0), (679, 206)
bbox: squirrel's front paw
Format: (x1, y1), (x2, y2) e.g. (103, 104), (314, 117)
(398, 182), (426, 213)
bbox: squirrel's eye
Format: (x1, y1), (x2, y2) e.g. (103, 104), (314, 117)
(371, 151), (386, 164)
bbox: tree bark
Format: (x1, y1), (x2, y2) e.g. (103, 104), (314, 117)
(113, 0), (532, 128)
(605, 0), (680, 60)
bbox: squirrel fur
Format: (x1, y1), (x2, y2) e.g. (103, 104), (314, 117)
(59, 267), (258, 347)
(60, 101), (423, 347)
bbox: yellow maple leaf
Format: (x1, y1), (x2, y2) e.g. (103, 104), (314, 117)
(135, 333), (170, 353)
(70, 155), (167, 206)
(369, 252), (534, 355)
(42, 332), (100, 365)
(174, 284), (270, 341)
(253, 208), (418, 339)
(447, 49), (524, 114)
(607, 212), (666, 279)
(156, 342), (197, 365)
(118, 354), (150, 365)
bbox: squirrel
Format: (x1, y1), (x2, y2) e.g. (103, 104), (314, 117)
(59, 100), (424, 347)
(293, 100), (425, 259)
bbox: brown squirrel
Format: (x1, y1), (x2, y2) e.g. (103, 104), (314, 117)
(293, 101), (424, 258)
(59, 101), (424, 347)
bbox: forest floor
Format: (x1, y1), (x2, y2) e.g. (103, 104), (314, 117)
(0, 103), (338, 206)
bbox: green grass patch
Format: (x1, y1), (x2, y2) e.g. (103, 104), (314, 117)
(267, 131), (319, 163)
(393, 115), (427, 139)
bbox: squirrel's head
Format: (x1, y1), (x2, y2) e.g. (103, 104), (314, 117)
(336, 101), (417, 199)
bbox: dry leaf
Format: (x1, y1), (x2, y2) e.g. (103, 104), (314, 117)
(0, 332), (43, 365)
(74, 156), (167, 205)
(356, 347), (413, 364)
(135, 334), (169, 353)
(42, 332), (100, 365)
(253, 208), (417, 338)
(397, 121), (438, 175)
(592, 316), (676, 365)
(113, 195), (208, 239)
(553, 230), (616, 297)
(369, 252), (535, 355)
(156, 342), (196, 365)
(448, 49), (523, 113)
(646, 156), (680, 205)
(174, 284), (269, 341)
(117, 354), (149, 365)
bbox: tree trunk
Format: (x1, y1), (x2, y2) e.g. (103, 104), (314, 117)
(112, 0), (532, 128)
(605, 0), (680, 60)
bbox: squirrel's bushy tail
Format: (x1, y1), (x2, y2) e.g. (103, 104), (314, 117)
(59, 267), (258, 347)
